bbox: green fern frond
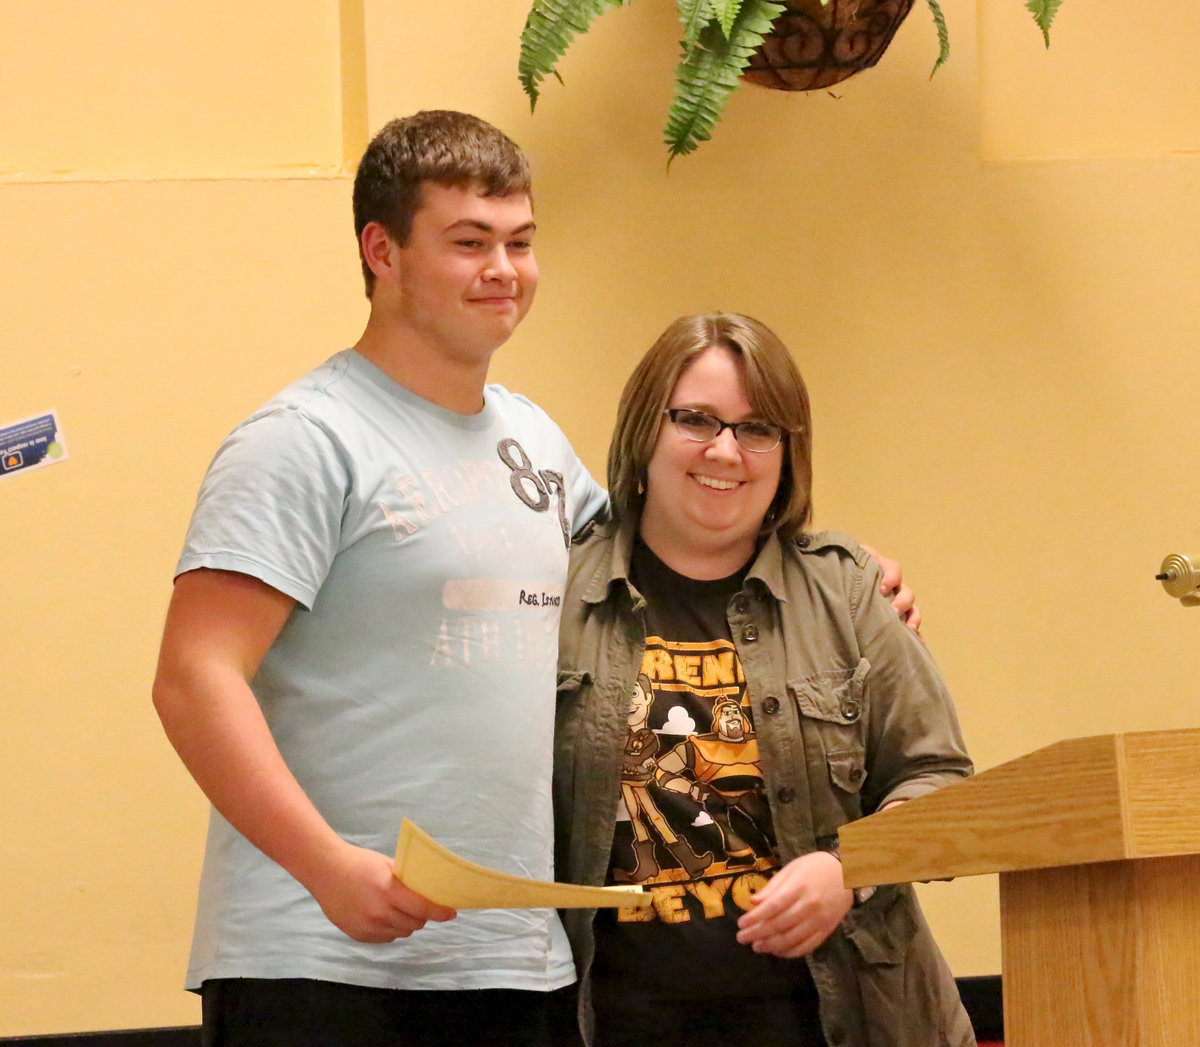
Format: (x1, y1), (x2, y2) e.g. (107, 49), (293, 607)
(710, 0), (743, 38)
(518, 0), (628, 107)
(520, 0), (1061, 159)
(923, 0), (949, 77)
(664, 0), (785, 161)
(1025, 0), (1063, 48)
(677, 0), (717, 48)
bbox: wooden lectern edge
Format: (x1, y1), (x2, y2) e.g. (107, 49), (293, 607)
(837, 728), (1200, 888)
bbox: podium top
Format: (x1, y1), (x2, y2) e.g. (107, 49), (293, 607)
(838, 728), (1200, 888)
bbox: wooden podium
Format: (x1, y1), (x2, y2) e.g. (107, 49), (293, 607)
(837, 728), (1200, 1047)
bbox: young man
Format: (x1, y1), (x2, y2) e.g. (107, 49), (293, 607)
(153, 111), (917, 1045)
(152, 111), (607, 1046)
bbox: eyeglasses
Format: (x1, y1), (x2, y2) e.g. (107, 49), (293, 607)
(663, 409), (786, 453)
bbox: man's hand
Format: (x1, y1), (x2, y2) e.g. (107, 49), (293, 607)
(861, 544), (921, 633)
(734, 850), (852, 958)
(305, 840), (456, 944)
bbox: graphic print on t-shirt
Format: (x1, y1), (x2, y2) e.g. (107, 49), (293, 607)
(609, 635), (781, 903)
(590, 544), (811, 1002)
(375, 433), (579, 672)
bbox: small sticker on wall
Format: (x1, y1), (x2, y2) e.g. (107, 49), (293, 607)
(0, 410), (69, 480)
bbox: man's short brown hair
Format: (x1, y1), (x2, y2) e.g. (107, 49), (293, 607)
(352, 111), (532, 296)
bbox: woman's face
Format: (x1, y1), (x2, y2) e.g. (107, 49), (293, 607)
(640, 345), (783, 575)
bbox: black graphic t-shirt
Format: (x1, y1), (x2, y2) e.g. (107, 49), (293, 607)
(591, 539), (818, 1004)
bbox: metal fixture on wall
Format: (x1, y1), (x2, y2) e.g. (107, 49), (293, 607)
(1156, 553), (1200, 606)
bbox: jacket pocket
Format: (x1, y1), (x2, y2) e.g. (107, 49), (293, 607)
(789, 659), (870, 807)
(790, 657), (870, 725)
(827, 748), (868, 795)
(840, 886), (976, 1047)
(556, 669), (591, 694)
(553, 668), (599, 883)
(554, 669), (591, 737)
(554, 669), (595, 767)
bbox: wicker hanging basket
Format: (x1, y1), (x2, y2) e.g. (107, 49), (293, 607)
(744, 0), (916, 91)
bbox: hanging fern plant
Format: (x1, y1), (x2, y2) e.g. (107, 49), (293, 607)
(518, 0), (1065, 160)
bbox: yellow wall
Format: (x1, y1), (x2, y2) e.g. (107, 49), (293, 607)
(2, 0), (1197, 1034)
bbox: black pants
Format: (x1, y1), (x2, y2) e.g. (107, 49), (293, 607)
(201, 978), (581, 1047)
(592, 985), (827, 1047)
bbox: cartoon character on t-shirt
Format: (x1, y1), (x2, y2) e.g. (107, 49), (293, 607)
(613, 674), (713, 883)
(654, 697), (771, 868)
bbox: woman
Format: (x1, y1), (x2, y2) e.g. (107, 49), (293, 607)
(555, 313), (975, 1047)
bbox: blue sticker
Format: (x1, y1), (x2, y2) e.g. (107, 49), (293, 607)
(0, 410), (69, 479)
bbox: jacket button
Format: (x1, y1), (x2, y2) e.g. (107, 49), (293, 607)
(731, 594), (749, 614)
(777, 787), (796, 804)
(841, 698), (861, 722)
(762, 696), (780, 715)
(849, 767), (864, 784)
(741, 624), (759, 643)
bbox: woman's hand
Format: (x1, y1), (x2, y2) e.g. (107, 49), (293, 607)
(734, 850), (852, 958)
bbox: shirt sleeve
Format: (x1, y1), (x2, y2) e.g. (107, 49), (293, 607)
(175, 408), (350, 609)
(568, 460), (610, 539)
(512, 391), (610, 539)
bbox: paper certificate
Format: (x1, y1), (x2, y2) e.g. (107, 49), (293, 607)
(392, 819), (650, 910)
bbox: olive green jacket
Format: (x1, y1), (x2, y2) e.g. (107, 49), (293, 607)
(555, 524), (977, 1047)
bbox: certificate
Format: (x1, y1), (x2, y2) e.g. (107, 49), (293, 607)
(393, 819), (650, 910)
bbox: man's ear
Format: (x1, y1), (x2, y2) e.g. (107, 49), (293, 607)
(360, 221), (398, 285)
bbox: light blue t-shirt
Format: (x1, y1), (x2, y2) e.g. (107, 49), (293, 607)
(176, 349), (608, 992)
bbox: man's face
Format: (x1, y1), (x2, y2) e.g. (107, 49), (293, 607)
(385, 183), (538, 366)
(717, 704), (745, 741)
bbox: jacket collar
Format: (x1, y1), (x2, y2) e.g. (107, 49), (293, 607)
(579, 521), (793, 606)
(745, 531), (789, 603)
(579, 520), (641, 607)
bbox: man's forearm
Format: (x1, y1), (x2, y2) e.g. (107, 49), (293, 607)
(153, 660), (347, 892)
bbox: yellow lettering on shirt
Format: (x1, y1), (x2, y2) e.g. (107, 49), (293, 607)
(730, 872), (770, 912)
(701, 651), (737, 687)
(616, 873), (777, 923)
(685, 877), (732, 918)
(641, 647), (676, 681)
(651, 884), (690, 924)
(673, 655), (701, 686)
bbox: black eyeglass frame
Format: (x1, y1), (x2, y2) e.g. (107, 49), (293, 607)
(662, 408), (787, 453)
